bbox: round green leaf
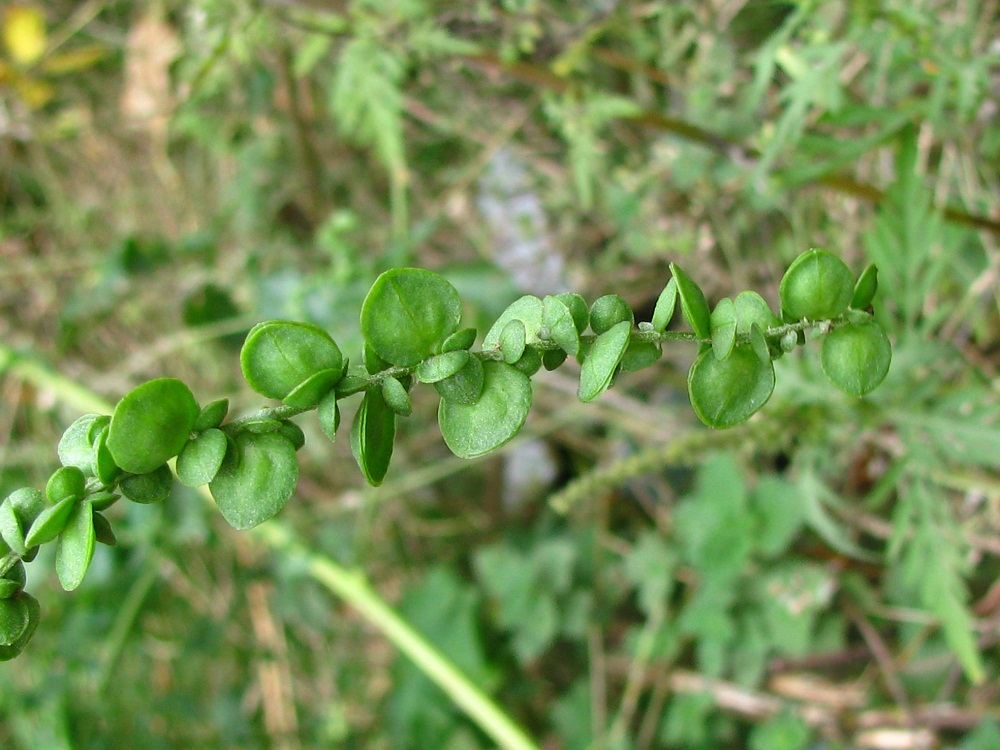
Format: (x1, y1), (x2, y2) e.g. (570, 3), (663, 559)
(442, 327), (478, 352)
(688, 344), (775, 428)
(361, 268), (462, 366)
(107, 378), (200, 475)
(542, 348), (568, 371)
(0, 593), (39, 661)
(24, 495), (77, 548)
(589, 294), (633, 334)
(194, 398), (230, 431)
(89, 491), (118, 512)
(851, 263), (879, 310)
(278, 420), (306, 451)
(579, 320), (631, 403)
(438, 361), (532, 459)
(57, 414), (106, 474)
(710, 297), (737, 360)
(120, 464), (173, 504)
(619, 340), (662, 372)
(483, 296), (544, 350)
(350, 388), (396, 486)
(555, 293), (589, 335)
(821, 320), (892, 396)
(177, 428), (228, 487)
(512, 347), (542, 376)
(210, 432), (299, 529)
(499, 319), (527, 364)
(416, 350), (470, 384)
(542, 295), (580, 356)
(734, 291), (780, 335)
(282, 367), (342, 409)
(45, 466), (85, 505)
(650, 277), (678, 332)
(779, 248), (854, 321)
(0, 595), (29, 646)
(56, 500), (95, 591)
(433, 355), (485, 405)
(669, 263), (711, 339)
(317, 390), (341, 442)
(241, 321), (343, 400)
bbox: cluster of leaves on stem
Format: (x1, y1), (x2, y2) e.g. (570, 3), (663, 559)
(0, 249), (891, 659)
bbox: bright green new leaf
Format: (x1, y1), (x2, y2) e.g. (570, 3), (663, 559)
(240, 321), (344, 400)
(177, 429), (229, 487)
(0, 595), (30, 646)
(669, 263), (711, 339)
(651, 277), (678, 332)
(360, 268), (462, 366)
(57, 414), (106, 474)
(120, 464), (173, 504)
(0, 489), (44, 557)
(438, 361), (532, 459)
(734, 291), (780, 334)
(710, 297), (737, 360)
(542, 295), (580, 356)
(350, 388), (396, 486)
(194, 398), (229, 431)
(45, 466), (85, 505)
(688, 344), (775, 428)
(24, 495), (77, 548)
(821, 319), (892, 396)
(317, 389), (340, 441)
(779, 248), (854, 320)
(433, 355), (484, 405)
(210, 432), (299, 529)
(416, 350), (470, 383)
(483, 296), (544, 350)
(55, 500), (95, 591)
(851, 263), (879, 310)
(107, 378), (200, 475)
(578, 320), (631, 402)
(589, 294), (633, 334)
(0, 593), (39, 661)
(499, 319), (527, 364)
(381, 376), (412, 416)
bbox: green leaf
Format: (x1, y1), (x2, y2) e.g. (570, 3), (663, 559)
(93, 512), (116, 546)
(193, 398), (229, 431)
(240, 321), (343, 400)
(512, 347), (542, 376)
(850, 263), (878, 310)
(542, 348), (568, 371)
(555, 293), (589, 334)
(317, 390), (340, 441)
(360, 268), (462, 366)
(350, 388), (396, 486)
(589, 294), (633, 334)
(441, 327), (477, 352)
(688, 344), (775, 428)
(57, 414), (107, 474)
(483, 296), (544, 350)
(210, 432), (299, 529)
(91, 426), (121, 486)
(107, 378), (200, 475)
(416, 350), (470, 383)
(669, 263), (711, 339)
(650, 277), (678, 332)
(499, 319), (526, 364)
(0, 595), (30, 646)
(542, 296), (580, 356)
(0, 561), (25, 598)
(749, 322), (771, 363)
(0, 489), (44, 556)
(283, 367), (342, 409)
(120, 464), (173, 504)
(0, 593), (39, 661)
(433, 355), (484, 406)
(734, 291), (780, 334)
(381, 376), (412, 416)
(177, 429), (229, 487)
(578, 320), (631, 402)
(55, 500), (95, 591)
(89, 491), (118, 512)
(821, 319), (892, 396)
(779, 248), (854, 320)
(278, 420), (305, 451)
(45, 465), (85, 504)
(438, 361), (532, 459)
(24, 495), (77, 548)
(710, 297), (737, 360)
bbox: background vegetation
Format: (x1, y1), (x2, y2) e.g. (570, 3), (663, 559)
(1, 1), (999, 748)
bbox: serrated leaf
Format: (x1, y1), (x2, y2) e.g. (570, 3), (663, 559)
(669, 263), (711, 339)
(107, 378), (200, 474)
(360, 268), (462, 366)
(350, 388), (396, 486)
(578, 320), (631, 402)
(177, 429), (228, 487)
(55, 501), (95, 591)
(439, 361), (532, 459)
(651, 277), (678, 332)
(710, 297), (737, 360)
(688, 345), (775, 428)
(542, 295), (580, 355)
(210, 432), (299, 529)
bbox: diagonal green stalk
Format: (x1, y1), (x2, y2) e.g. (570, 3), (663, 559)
(0, 345), (540, 750)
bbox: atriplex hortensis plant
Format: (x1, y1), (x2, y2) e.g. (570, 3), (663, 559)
(0, 249), (891, 659)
